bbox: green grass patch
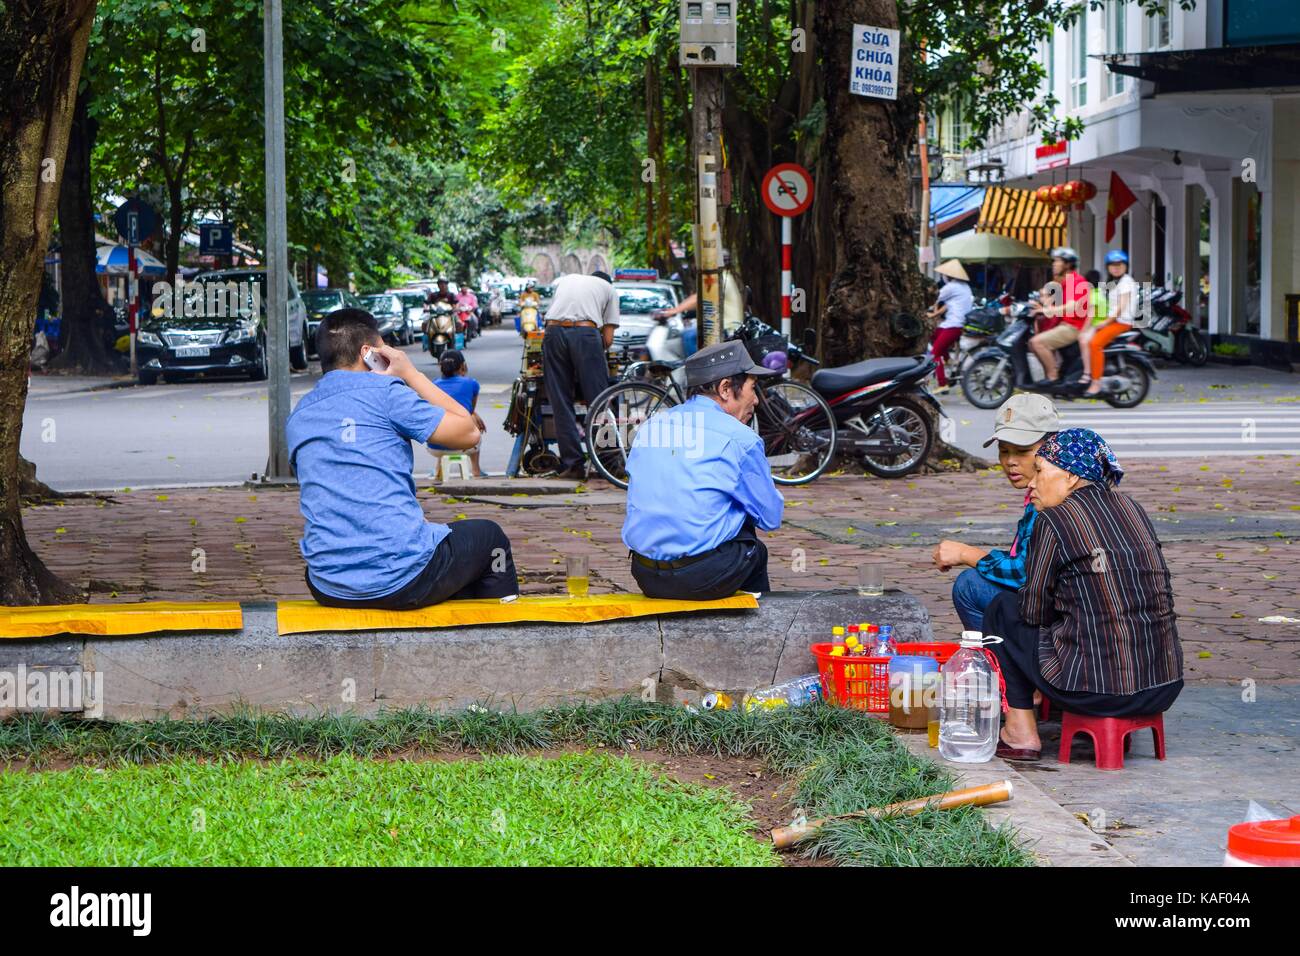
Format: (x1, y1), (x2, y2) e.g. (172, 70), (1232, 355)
(0, 752), (776, 866)
(0, 700), (1033, 866)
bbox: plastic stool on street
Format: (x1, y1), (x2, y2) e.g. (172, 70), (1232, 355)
(1058, 711), (1166, 770)
(439, 454), (471, 482)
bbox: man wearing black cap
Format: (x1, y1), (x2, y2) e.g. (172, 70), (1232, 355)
(542, 269), (620, 479)
(621, 341), (785, 600)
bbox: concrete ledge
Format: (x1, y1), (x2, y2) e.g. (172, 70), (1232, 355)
(2, 590), (934, 721)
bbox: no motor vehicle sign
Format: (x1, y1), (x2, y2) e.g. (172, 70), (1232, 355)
(849, 23), (899, 100)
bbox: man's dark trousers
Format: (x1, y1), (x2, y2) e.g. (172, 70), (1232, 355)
(542, 324), (609, 471)
(630, 525), (770, 601)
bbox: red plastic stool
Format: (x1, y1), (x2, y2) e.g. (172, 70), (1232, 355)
(1058, 712), (1166, 770)
(1038, 695), (1053, 721)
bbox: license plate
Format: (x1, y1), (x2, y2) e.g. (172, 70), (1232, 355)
(174, 345), (210, 358)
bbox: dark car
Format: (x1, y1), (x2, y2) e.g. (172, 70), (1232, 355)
(135, 269), (309, 385)
(303, 288), (364, 356)
(359, 293), (413, 345)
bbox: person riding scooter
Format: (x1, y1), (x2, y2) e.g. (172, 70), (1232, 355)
(1028, 247), (1091, 387)
(455, 281), (480, 341)
(1077, 250), (1137, 396)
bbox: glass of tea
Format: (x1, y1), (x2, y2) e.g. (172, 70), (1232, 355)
(566, 555), (590, 598)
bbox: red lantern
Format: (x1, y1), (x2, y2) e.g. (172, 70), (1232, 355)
(1034, 185), (1054, 204)
(1065, 181), (1086, 204)
(1049, 184), (1066, 205)
(1080, 180), (1098, 202)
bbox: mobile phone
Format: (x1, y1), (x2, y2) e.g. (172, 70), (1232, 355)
(362, 348), (389, 372)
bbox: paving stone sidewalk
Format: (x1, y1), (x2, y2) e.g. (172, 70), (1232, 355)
(20, 455), (1300, 682)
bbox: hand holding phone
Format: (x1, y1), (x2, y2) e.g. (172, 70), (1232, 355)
(362, 347), (390, 372)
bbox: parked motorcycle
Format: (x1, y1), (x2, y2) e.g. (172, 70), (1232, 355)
(1135, 286), (1208, 366)
(960, 300), (1155, 409)
(733, 317), (940, 478)
(423, 301), (457, 360)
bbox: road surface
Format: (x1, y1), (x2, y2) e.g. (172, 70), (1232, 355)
(23, 325), (525, 492)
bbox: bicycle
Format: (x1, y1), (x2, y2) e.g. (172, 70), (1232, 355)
(584, 356), (837, 488)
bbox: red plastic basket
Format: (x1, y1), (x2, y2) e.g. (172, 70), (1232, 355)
(811, 641), (1006, 716)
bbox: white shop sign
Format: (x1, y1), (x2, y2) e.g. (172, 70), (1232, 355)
(849, 24), (899, 100)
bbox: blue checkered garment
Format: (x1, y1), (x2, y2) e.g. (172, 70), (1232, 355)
(976, 498), (1037, 589)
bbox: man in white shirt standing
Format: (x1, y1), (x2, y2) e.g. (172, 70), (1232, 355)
(542, 270), (620, 479)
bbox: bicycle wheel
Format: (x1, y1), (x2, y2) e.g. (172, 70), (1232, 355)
(584, 381), (679, 489)
(753, 380), (837, 485)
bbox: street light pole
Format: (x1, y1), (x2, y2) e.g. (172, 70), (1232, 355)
(263, 0), (292, 479)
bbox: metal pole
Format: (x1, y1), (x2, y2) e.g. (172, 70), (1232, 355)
(127, 244), (138, 377)
(691, 67), (724, 348)
(780, 217), (792, 338)
(263, 0), (291, 478)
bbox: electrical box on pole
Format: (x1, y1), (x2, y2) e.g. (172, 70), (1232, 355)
(679, 1), (737, 67)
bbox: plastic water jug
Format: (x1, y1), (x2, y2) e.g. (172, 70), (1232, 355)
(939, 630), (1000, 763)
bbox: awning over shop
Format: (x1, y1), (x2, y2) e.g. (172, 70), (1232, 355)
(930, 184), (985, 238)
(1106, 42), (1300, 95)
(975, 186), (1065, 252)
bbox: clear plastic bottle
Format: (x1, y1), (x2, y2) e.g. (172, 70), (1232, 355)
(873, 624), (896, 657)
(939, 630), (1000, 763)
(742, 674), (823, 712)
(832, 625), (846, 650)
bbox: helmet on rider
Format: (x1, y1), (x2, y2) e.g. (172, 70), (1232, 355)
(1104, 249), (1129, 265)
(1050, 246), (1079, 265)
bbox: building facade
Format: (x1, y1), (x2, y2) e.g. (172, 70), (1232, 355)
(963, 0), (1300, 359)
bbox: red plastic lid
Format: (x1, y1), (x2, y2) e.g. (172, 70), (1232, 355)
(1227, 815), (1300, 861)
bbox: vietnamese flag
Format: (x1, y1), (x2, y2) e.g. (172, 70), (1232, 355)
(1105, 171), (1137, 242)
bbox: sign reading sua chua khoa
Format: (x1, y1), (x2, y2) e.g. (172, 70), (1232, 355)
(849, 24), (899, 101)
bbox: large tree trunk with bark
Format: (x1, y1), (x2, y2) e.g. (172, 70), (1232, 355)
(813, 0), (927, 367)
(52, 81), (120, 374)
(0, 0), (97, 605)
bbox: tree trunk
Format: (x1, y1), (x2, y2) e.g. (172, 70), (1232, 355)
(0, 0), (97, 605)
(812, 0), (926, 366)
(51, 81), (119, 374)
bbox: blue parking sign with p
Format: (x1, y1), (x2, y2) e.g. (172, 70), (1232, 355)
(200, 223), (233, 257)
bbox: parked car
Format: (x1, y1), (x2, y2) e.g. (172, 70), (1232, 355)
(388, 289), (428, 333)
(135, 269), (309, 384)
(610, 281), (681, 350)
(302, 287), (364, 356)
(360, 293), (414, 345)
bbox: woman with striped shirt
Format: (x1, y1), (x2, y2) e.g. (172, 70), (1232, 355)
(983, 429), (1184, 761)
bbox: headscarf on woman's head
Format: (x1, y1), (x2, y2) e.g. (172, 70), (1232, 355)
(1035, 428), (1124, 487)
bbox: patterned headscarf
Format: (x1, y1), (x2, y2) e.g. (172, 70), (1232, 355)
(1035, 428), (1124, 487)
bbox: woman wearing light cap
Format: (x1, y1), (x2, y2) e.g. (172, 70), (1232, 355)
(926, 259), (973, 392)
(983, 428), (1183, 761)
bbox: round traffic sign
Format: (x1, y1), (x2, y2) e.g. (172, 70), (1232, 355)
(761, 163), (814, 217)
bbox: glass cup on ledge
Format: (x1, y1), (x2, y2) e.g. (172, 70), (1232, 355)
(566, 555), (590, 598)
(857, 562), (885, 598)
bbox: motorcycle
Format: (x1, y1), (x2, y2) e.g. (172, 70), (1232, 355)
(455, 302), (479, 343)
(1134, 285), (1208, 366)
(952, 294), (1010, 377)
(732, 317), (941, 478)
(423, 301), (457, 360)
(518, 299), (540, 334)
(960, 299), (1156, 409)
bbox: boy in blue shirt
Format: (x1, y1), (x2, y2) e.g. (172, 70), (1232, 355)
(287, 310), (518, 608)
(432, 349), (486, 478)
(931, 393), (1060, 630)
(622, 341), (784, 600)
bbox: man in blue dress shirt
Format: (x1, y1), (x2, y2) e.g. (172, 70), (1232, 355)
(287, 309), (518, 608)
(622, 341), (785, 600)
